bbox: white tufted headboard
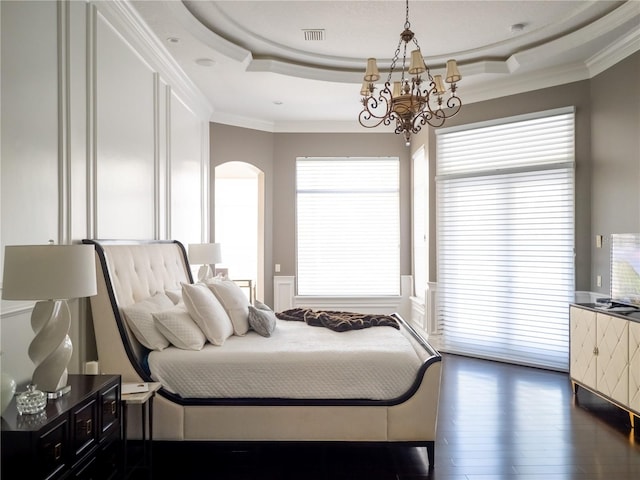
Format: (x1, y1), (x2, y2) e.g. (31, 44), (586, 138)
(83, 240), (192, 382)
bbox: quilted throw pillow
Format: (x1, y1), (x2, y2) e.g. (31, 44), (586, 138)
(207, 279), (250, 336)
(248, 301), (277, 337)
(121, 293), (174, 351)
(182, 283), (234, 346)
(153, 305), (206, 350)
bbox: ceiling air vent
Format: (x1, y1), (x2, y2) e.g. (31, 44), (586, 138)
(303, 29), (325, 41)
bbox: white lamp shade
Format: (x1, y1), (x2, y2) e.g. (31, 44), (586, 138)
(433, 75), (446, 95)
(393, 81), (403, 97)
(2, 244), (97, 300)
(445, 59), (462, 83)
(408, 50), (426, 75)
(188, 243), (222, 265)
(364, 58), (380, 82)
(360, 81), (370, 97)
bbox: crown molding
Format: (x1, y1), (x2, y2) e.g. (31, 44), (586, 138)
(94, 1), (213, 121)
(508, 0), (640, 72)
(462, 63), (592, 106)
(210, 110), (276, 133)
(587, 27), (640, 78)
(167, 0), (252, 64)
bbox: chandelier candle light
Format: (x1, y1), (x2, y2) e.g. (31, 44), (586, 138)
(358, 0), (462, 145)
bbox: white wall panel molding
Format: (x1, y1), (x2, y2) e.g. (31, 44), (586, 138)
(0, 298), (35, 319)
(275, 276), (412, 316)
(154, 72), (162, 240)
(169, 90), (207, 245)
(399, 275), (412, 320)
(293, 296), (404, 315)
(410, 297), (426, 330)
(161, 80), (171, 240)
(274, 276), (295, 312)
(87, 3), (98, 239)
(92, 0), (212, 121)
(200, 120), (210, 243)
(94, 9), (156, 239)
(57, 0), (71, 245)
(426, 282), (439, 336)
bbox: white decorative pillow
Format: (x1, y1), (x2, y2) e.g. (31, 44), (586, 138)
(165, 288), (183, 305)
(248, 305), (277, 337)
(181, 283), (233, 346)
(121, 293), (174, 351)
(153, 305), (206, 350)
(207, 279), (250, 335)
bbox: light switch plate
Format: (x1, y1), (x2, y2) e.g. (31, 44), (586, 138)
(596, 235), (603, 248)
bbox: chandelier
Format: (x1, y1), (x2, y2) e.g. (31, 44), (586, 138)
(358, 0), (462, 145)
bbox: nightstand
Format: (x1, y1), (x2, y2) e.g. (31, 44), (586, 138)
(121, 382), (161, 479)
(1, 374), (121, 480)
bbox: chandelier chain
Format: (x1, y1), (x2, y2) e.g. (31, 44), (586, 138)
(404, 0), (410, 29)
(388, 38), (405, 84)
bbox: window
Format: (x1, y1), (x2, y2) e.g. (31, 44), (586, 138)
(412, 147), (428, 300)
(296, 157), (400, 296)
(436, 108), (575, 371)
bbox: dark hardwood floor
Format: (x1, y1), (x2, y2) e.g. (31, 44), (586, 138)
(142, 354), (640, 479)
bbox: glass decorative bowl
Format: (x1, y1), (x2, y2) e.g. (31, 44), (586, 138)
(17, 410), (47, 428)
(16, 385), (47, 414)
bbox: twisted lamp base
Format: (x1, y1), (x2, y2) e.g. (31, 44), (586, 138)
(27, 299), (73, 398)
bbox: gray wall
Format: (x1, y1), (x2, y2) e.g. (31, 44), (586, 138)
(209, 128), (409, 305)
(211, 51), (639, 306)
(590, 51), (640, 295)
(209, 124), (275, 304)
(417, 51), (639, 294)
(273, 132), (411, 277)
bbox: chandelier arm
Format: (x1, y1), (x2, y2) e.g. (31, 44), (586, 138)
(415, 108), (447, 129)
(358, 83), (395, 128)
(445, 95), (463, 117)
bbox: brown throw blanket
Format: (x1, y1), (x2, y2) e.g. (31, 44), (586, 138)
(276, 308), (399, 332)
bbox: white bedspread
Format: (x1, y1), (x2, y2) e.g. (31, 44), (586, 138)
(148, 319), (423, 400)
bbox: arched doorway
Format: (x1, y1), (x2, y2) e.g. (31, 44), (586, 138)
(214, 161), (265, 302)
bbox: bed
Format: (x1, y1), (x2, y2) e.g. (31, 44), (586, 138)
(83, 239), (442, 466)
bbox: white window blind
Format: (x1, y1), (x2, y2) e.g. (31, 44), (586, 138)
(296, 157), (400, 296)
(436, 108), (575, 371)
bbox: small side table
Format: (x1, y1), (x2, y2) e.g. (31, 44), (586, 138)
(121, 382), (162, 479)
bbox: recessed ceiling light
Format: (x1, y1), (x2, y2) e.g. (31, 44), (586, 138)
(510, 23), (526, 33)
(273, 101), (283, 106)
(195, 58), (215, 67)
(167, 37), (180, 43)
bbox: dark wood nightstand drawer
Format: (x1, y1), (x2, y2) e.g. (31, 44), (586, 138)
(37, 416), (69, 480)
(1, 375), (121, 480)
(72, 397), (97, 459)
(100, 382), (120, 437)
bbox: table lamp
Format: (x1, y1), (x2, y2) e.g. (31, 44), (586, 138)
(2, 244), (97, 398)
(188, 243), (222, 282)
